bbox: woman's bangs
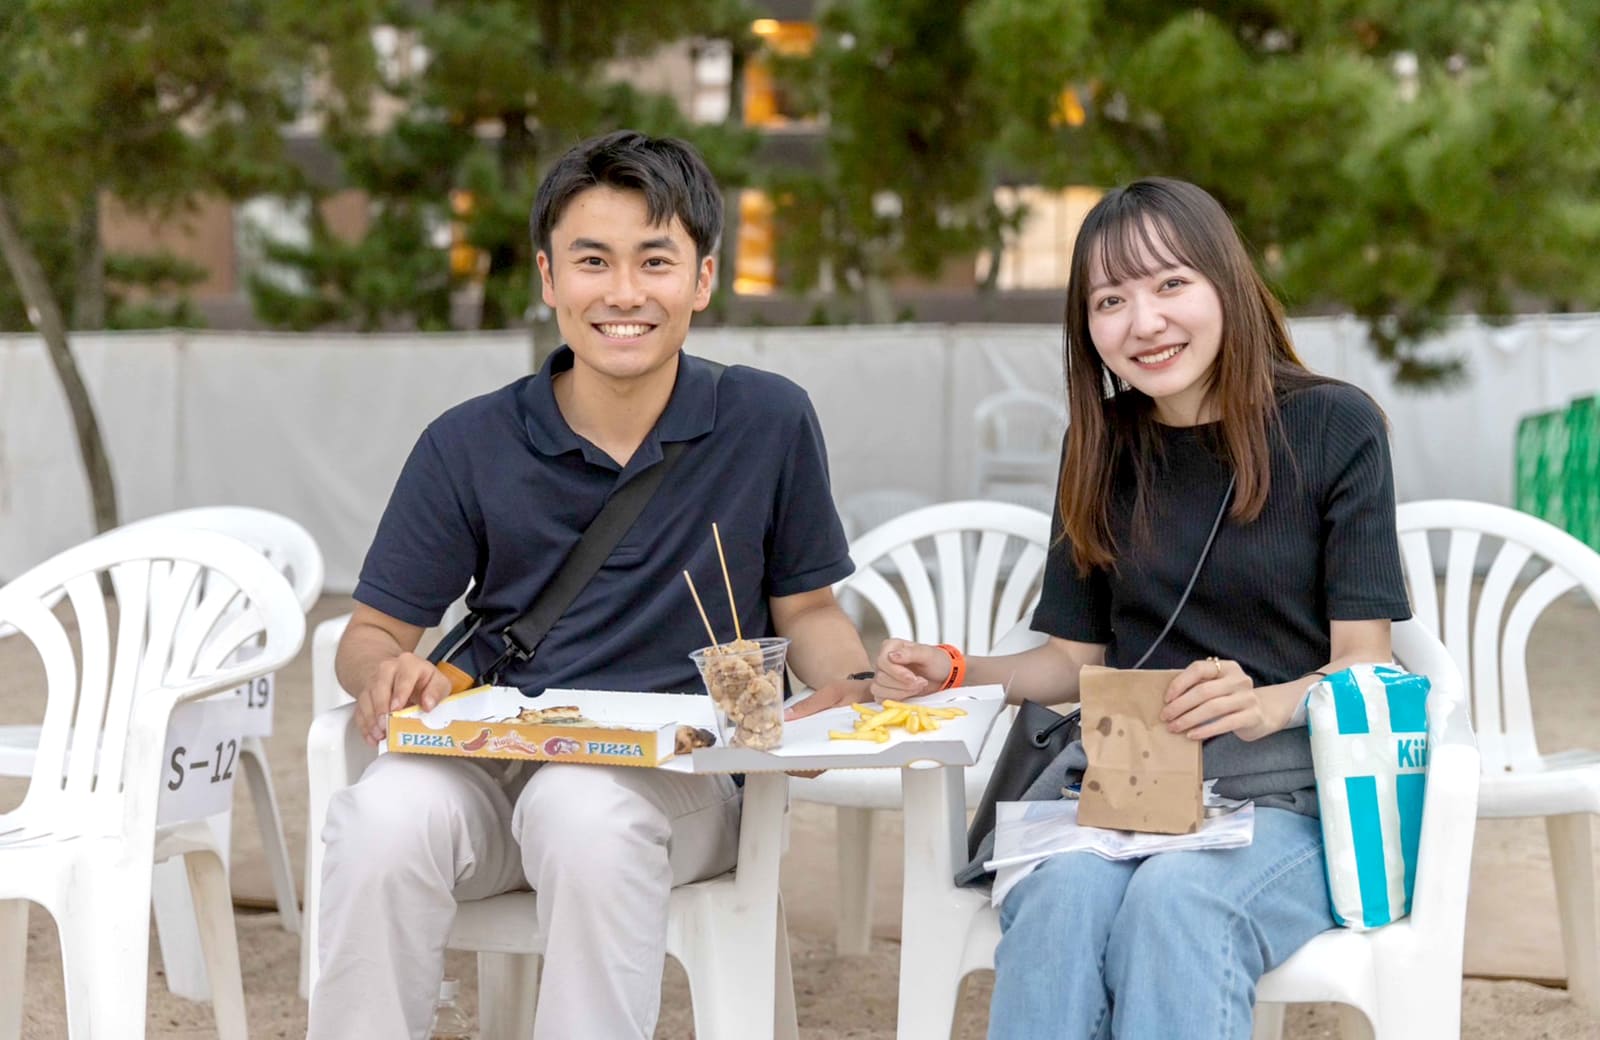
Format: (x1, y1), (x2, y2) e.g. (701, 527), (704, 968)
(1090, 210), (1197, 287)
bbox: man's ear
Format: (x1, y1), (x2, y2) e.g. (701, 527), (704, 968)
(693, 254), (716, 312)
(536, 251), (556, 307)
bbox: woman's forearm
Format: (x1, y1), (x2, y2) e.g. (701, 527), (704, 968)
(966, 637), (1105, 707)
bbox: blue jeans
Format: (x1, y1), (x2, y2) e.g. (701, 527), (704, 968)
(988, 807), (1334, 1040)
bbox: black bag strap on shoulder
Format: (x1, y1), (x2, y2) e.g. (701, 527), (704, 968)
(432, 360), (725, 686)
(1024, 471), (1236, 750)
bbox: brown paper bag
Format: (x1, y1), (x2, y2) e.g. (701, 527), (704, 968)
(1074, 665), (1203, 835)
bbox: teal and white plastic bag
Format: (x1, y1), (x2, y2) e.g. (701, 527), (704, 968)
(1306, 664), (1431, 930)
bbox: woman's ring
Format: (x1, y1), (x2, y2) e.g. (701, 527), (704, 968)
(1208, 656), (1222, 679)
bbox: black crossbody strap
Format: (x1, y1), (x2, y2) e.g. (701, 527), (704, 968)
(1030, 471), (1235, 747)
(465, 360), (725, 686)
(1128, 472), (1235, 669)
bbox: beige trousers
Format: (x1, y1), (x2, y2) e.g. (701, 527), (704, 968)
(307, 752), (741, 1040)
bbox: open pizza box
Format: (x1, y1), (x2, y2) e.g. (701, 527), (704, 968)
(387, 683), (1008, 773)
(386, 686), (711, 767)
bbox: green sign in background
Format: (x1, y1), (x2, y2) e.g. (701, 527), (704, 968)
(1515, 396), (1600, 550)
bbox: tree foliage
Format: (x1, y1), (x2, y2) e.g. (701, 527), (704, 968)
(781, 0), (1600, 382)
(0, 0), (378, 530)
(250, 0), (758, 334)
(769, 0), (1010, 322)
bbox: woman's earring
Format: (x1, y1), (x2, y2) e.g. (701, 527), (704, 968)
(1100, 368), (1133, 398)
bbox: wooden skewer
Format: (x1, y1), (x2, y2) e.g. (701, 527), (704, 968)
(682, 571), (719, 647)
(711, 522), (743, 642)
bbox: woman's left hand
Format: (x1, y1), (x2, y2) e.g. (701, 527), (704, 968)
(1160, 657), (1290, 742)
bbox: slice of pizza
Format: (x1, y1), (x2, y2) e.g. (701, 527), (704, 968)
(504, 704), (593, 726)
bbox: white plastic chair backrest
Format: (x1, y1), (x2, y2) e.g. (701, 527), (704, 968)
(1395, 499), (1600, 772)
(836, 501), (1051, 653)
(0, 527), (304, 839)
(838, 488), (937, 542)
(119, 506), (325, 611)
(973, 389), (1066, 458)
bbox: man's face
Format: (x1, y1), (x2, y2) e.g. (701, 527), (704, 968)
(536, 186), (715, 386)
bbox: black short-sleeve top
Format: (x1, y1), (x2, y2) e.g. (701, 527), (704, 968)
(1032, 380), (1413, 686)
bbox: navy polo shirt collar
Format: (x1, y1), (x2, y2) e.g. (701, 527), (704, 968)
(521, 346), (719, 471)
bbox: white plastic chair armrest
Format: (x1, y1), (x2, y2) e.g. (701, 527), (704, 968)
(1409, 694), (1480, 942)
(303, 702), (375, 994)
(307, 703), (372, 813)
(312, 614), (355, 716)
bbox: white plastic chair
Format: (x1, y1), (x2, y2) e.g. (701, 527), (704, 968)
(302, 612), (798, 1040)
(895, 615), (1479, 1040)
(837, 488), (938, 542)
(0, 507), (322, 1000)
(790, 500), (1050, 955)
(972, 389), (1065, 513)
(0, 527), (305, 1039)
(122, 507), (324, 941)
(1397, 498), (1600, 1011)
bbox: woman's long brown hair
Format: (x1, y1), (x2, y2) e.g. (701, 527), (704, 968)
(1059, 178), (1322, 572)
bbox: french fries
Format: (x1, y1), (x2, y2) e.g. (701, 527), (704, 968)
(828, 699), (967, 743)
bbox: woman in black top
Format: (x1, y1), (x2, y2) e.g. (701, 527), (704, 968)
(873, 178), (1410, 1039)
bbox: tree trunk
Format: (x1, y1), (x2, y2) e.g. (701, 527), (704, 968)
(72, 190), (106, 329)
(863, 277), (895, 323)
(0, 191), (120, 534)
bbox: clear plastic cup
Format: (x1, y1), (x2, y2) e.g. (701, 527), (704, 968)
(688, 636), (789, 749)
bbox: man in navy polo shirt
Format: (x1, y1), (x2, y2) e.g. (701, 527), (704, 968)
(308, 131), (874, 1040)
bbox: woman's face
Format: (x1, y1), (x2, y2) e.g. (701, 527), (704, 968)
(1084, 224), (1224, 427)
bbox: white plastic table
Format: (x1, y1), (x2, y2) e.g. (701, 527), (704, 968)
(676, 685), (1009, 1039)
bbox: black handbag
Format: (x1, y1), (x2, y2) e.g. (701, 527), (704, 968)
(963, 473), (1236, 862)
(966, 700), (1081, 861)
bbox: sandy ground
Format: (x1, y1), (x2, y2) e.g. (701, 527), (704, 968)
(4, 593), (1599, 1038)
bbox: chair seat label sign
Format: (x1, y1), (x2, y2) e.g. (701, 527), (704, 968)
(233, 672), (275, 738)
(158, 695), (247, 826)
(226, 641), (275, 738)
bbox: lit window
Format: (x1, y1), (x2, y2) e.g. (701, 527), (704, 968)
(744, 21), (818, 128)
(448, 190), (486, 280)
(986, 186), (1104, 291)
(733, 190), (777, 295)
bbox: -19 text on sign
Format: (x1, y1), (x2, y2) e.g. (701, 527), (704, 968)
(234, 672), (275, 738)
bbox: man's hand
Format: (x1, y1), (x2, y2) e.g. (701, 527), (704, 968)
(353, 651), (452, 746)
(784, 675), (874, 722)
(870, 638), (952, 700)
(782, 675), (874, 778)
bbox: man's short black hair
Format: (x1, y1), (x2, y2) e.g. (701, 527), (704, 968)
(532, 130), (724, 264)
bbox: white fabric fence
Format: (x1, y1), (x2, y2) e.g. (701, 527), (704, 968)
(3, 317), (1597, 591)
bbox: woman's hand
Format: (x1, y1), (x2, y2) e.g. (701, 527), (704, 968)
(870, 638), (952, 700)
(1160, 657), (1292, 742)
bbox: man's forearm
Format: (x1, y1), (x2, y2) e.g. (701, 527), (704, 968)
(335, 620), (410, 700)
(775, 602), (871, 689)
